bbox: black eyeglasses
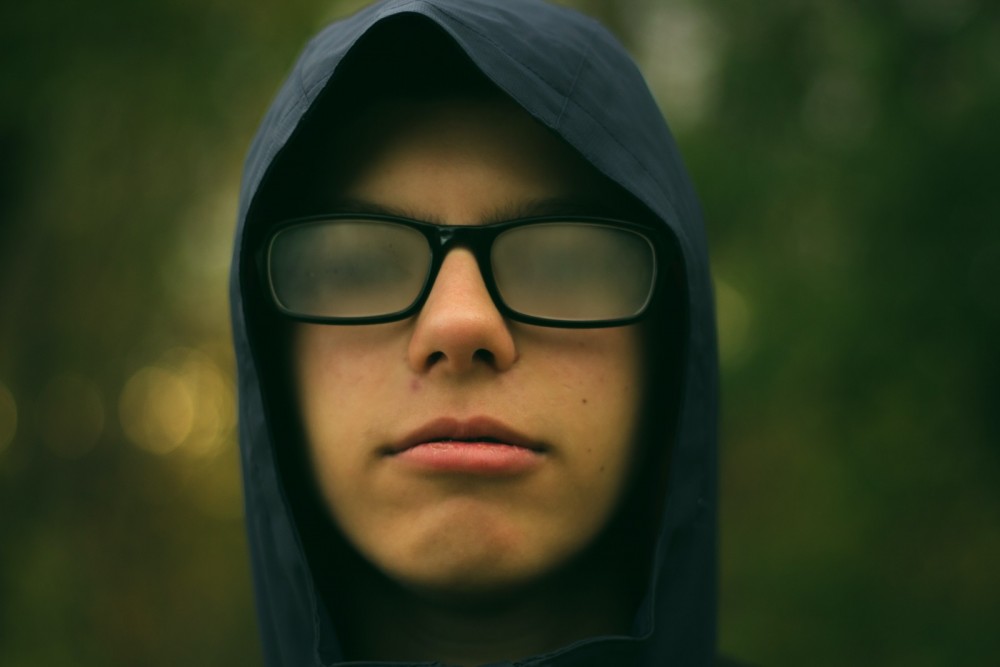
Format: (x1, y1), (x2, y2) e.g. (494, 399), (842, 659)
(260, 213), (661, 328)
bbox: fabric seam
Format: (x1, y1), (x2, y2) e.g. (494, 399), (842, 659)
(556, 41), (593, 128)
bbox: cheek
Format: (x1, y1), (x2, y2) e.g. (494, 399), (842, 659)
(528, 326), (645, 420)
(294, 324), (398, 385)
(292, 322), (413, 426)
(291, 325), (401, 490)
(528, 326), (647, 488)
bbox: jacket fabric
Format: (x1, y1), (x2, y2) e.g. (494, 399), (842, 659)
(230, 1), (720, 665)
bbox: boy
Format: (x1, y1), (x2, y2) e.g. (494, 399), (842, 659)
(230, 1), (725, 664)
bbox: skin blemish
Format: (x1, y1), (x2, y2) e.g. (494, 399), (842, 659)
(409, 378), (422, 392)
(581, 397), (588, 404)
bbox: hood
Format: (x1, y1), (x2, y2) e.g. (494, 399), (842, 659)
(229, 1), (719, 665)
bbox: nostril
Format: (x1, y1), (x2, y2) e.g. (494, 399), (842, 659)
(425, 348), (494, 368)
(473, 348), (495, 365)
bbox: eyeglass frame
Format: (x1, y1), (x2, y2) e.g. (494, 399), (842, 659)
(257, 212), (668, 329)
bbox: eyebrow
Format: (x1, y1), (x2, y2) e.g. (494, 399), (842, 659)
(323, 195), (622, 224)
(484, 197), (621, 223)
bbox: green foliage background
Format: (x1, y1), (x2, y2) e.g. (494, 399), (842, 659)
(1, 0), (997, 664)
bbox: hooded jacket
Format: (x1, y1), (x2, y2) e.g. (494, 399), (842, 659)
(230, 1), (721, 665)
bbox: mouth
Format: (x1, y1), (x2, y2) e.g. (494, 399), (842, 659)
(386, 416), (545, 455)
(383, 417), (546, 475)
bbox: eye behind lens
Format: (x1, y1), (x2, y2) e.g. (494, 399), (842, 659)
(268, 218), (433, 319)
(491, 222), (656, 321)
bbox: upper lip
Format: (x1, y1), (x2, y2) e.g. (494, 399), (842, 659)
(385, 417), (545, 455)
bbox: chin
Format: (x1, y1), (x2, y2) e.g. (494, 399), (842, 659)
(376, 532), (584, 606)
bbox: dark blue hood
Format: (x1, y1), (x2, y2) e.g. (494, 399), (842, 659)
(230, 1), (719, 665)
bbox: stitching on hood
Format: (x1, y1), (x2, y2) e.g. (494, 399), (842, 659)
(556, 41), (594, 128)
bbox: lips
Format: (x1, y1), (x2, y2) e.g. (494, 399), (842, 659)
(387, 416), (544, 455)
(384, 417), (546, 475)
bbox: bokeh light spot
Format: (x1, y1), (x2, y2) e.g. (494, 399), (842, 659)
(119, 347), (235, 458)
(636, 3), (722, 129)
(167, 347), (235, 459)
(119, 366), (195, 455)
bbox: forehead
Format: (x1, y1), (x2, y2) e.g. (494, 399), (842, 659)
(310, 96), (638, 223)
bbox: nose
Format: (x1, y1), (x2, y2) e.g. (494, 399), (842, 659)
(407, 248), (518, 374)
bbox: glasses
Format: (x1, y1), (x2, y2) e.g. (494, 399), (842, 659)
(261, 214), (661, 328)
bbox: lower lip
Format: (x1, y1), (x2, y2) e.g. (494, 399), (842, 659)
(391, 442), (543, 475)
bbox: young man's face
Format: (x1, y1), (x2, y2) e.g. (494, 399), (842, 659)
(292, 98), (647, 598)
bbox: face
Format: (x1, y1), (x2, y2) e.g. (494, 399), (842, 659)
(292, 97), (647, 599)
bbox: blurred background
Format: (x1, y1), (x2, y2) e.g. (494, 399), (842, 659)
(1, 0), (998, 664)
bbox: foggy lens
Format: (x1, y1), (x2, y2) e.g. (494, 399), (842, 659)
(269, 219), (430, 318)
(492, 223), (655, 321)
